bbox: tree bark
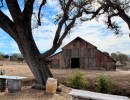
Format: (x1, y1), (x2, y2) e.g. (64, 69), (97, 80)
(118, 10), (130, 30)
(2, 0), (54, 89)
(15, 24), (53, 89)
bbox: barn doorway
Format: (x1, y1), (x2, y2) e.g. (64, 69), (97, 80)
(71, 58), (80, 68)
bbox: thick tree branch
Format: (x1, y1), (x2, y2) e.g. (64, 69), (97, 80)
(41, 10), (83, 59)
(5, 0), (22, 22)
(40, 42), (61, 59)
(53, 0), (73, 46)
(58, 10), (83, 44)
(58, 18), (76, 44)
(0, 10), (18, 41)
(118, 10), (130, 29)
(23, 0), (35, 21)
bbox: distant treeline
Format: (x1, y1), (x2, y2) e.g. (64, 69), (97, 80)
(101, 52), (129, 65)
(0, 52), (24, 63)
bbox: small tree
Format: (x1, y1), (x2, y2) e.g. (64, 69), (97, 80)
(0, 52), (5, 61)
(118, 53), (128, 64)
(111, 52), (128, 63)
(67, 70), (87, 89)
(111, 53), (118, 61)
(4, 55), (9, 59)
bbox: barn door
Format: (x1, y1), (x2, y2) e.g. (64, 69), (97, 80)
(71, 58), (80, 68)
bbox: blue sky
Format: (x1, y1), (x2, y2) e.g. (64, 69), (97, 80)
(0, 0), (130, 55)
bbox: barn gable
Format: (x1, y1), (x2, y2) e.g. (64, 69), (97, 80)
(62, 37), (97, 49)
(62, 37), (97, 58)
(48, 37), (116, 70)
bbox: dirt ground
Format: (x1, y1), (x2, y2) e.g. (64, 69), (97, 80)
(0, 86), (72, 100)
(0, 61), (72, 100)
(0, 61), (130, 99)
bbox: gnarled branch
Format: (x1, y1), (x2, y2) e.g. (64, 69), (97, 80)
(23, 0), (35, 22)
(37, 0), (46, 26)
(5, 0), (22, 22)
(0, 10), (18, 41)
(107, 13), (119, 28)
(53, 0), (73, 46)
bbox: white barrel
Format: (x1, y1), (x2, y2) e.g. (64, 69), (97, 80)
(46, 78), (57, 94)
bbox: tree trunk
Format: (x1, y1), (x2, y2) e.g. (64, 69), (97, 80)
(15, 24), (53, 89)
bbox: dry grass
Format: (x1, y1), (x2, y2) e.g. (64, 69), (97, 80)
(0, 61), (130, 99)
(0, 61), (72, 100)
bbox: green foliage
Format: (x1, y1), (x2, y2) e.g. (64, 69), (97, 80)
(111, 53), (118, 61)
(0, 56), (4, 61)
(4, 55), (9, 59)
(0, 52), (5, 61)
(111, 52), (128, 63)
(118, 53), (128, 64)
(67, 70), (87, 89)
(10, 53), (23, 61)
(95, 75), (113, 93)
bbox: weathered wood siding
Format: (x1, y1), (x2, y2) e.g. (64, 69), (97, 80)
(48, 37), (116, 70)
(62, 38), (97, 69)
(48, 52), (65, 68)
(96, 50), (116, 70)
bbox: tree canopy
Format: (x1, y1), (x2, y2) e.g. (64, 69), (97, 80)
(92, 0), (130, 36)
(111, 52), (128, 63)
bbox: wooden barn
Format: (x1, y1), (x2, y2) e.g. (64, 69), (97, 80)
(47, 37), (116, 70)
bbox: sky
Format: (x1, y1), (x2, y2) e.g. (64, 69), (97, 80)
(0, 0), (130, 55)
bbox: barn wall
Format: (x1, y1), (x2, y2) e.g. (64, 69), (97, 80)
(48, 52), (65, 68)
(62, 38), (97, 69)
(96, 50), (116, 70)
(48, 37), (116, 70)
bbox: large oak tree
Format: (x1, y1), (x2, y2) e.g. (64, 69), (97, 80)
(0, 0), (95, 89)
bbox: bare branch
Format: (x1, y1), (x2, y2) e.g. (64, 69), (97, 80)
(38, 0), (46, 26)
(53, 0), (73, 46)
(0, 10), (18, 41)
(107, 13), (119, 28)
(41, 7), (83, 58)
(91, 5), (106, 20)
(58, 10), (83, 44)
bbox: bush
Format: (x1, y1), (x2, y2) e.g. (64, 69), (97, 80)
(95, 75), (113, 93)
(67, 70), (87, 89)
(0, 56), (4, 61)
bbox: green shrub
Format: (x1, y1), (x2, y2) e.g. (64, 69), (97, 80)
(67, 70), (87, 89)
(0, 56), (4, 61)
(95, 75), (113, 93)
